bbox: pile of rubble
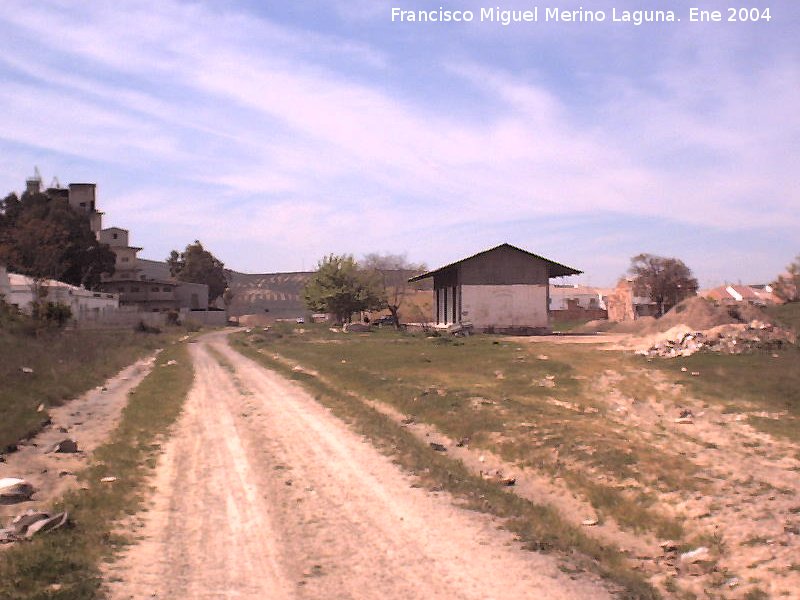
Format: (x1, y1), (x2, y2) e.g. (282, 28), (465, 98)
(636, 321), (796, 358)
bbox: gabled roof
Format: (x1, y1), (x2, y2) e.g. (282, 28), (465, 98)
(408, 243), (582, 282)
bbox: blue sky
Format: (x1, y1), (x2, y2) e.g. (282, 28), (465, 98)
(0, 1), (797, 287)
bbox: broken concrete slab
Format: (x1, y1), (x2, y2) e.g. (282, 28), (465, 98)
(0, 478), (35, 504)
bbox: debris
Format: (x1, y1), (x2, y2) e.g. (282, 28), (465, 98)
(329, 327), (340, 333)
(0, 510), (69, 543)
(343, 322), (371, 333)
(726, 577), (740, 588)
(581, 518), (599, 526)
(494, 370), (505, 380)
(636, 321), (795, 358)
(455, 437), (470, 447)
(679, 546), (710, 563)
(429, 442), (447, 452)
(400, 416), (415, 426)
(100, 476), (117, 483)
(0, 478), (35, 503)
(24, 511), (69, 538)
(20, 367), (34, 374)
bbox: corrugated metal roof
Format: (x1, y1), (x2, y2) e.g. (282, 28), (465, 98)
(408, 243), (582, 282)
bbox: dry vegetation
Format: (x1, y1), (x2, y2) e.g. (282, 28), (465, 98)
(232, 314), (800, 599)
(0, 342), (194, 599)
(0, 323), (171, 454)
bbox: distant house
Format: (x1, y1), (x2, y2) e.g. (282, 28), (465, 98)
(702, 284), (781, 306)
(409, 243), (581, 333)
(549, 284), (611, 323)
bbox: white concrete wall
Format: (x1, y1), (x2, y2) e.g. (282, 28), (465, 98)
(3, 272), (118, 320)
(460, 284), (549, 329)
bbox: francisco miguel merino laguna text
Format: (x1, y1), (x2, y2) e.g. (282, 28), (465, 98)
(391, 7), (680, 26)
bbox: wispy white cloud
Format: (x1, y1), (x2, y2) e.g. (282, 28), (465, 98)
(0, 0), (796, 282)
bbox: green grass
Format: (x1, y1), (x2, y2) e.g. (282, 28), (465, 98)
(0, 343), (194, 600)
(0, 327), (171, 453)
(234, 327), (658, 598)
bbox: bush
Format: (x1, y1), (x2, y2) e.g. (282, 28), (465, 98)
(134, 320), (162, 334)
(31, 302), (72, 327)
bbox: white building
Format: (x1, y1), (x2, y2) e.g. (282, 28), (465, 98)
(0, 265), (119, 321)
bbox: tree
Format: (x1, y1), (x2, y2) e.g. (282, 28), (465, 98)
(772, 254), (800, 302)
(167, 241), (230, 303)
(303, 254), (384, 323)
(628, 253), (698, 316)
(0, 190), (115, 294)
(361, 253), (426, 329)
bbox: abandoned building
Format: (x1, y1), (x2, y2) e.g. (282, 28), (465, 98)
(96, 227), (209, 312)
(409, 243), (581, 333)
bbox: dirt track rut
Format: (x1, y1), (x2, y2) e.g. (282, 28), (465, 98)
(106, 331), (610, 599)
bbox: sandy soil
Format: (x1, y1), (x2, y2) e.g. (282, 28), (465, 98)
(0, 353), (160, 525)
(105, 331), (611, 599)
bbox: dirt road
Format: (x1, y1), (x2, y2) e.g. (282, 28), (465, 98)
(106, 332), (610, 599)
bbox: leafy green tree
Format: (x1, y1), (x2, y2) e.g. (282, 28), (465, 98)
(303, 254), (385, 323)
(361, 253), (426, 328)
(167, 240), (229, 303)
(771, 254), (800, 302)
(0, 190), (115, 291)
(628, 253), (698, 316)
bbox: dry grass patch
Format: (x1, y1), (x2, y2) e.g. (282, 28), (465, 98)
(0, 327), (171, 453)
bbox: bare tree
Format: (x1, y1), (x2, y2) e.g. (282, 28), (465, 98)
(628, 253), (698, 317)
(361, 253), (427, 329)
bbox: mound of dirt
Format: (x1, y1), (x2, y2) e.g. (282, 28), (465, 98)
(571, 297), (776, 337)
(650, 297), (740, 333)
(571, 319), (617, 333)
(609, 316), (657, 334)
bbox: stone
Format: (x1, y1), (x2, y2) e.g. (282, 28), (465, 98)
(50, 439), (79, 453)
